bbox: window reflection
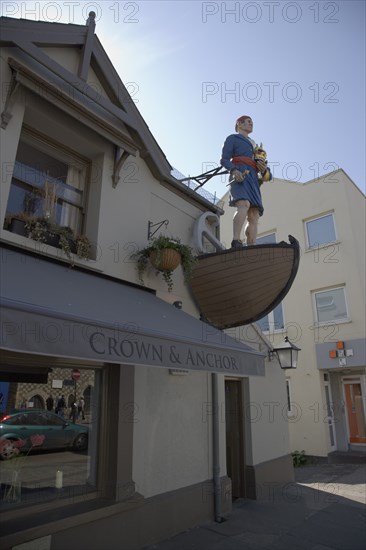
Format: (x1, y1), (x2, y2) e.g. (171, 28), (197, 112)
(306, 214), (336, 248)
(314, 287), (348, 323)
(0, 366), (99, 509)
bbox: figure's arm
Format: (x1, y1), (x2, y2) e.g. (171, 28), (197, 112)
(220, 135), (236, 170)
(221, 135), (247, 182)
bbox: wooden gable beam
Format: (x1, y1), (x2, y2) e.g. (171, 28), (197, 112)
(4, 37), (137, 131)
(0, 69), (20, 129)
(78, 11), (96, 81)
(6, 57), (138, 155)
(0, 18), (87, 45)
(0, 19), (178, 189)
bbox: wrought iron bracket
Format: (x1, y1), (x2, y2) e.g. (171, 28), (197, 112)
(147, 219), (169, 240)
(179, 166), (229, 188)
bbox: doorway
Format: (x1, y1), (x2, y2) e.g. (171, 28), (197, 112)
(342, 378), (366, 445)
(29, 394), (44, 409)
(225, 379), (244, 499)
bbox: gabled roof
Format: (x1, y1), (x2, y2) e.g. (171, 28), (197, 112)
(0, 15), (222, 212)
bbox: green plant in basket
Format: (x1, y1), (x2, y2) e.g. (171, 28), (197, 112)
(132, 235), (197, 292)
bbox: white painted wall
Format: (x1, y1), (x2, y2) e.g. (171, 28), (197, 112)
(133, 367), (214, 497)
(248, 360), (291, 465)
(220, 172), (366, 456)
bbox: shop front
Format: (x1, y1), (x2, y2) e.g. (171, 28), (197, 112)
(0, 245), (266, 548)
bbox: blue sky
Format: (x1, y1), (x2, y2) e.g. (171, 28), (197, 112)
(3, 1), (365, 197)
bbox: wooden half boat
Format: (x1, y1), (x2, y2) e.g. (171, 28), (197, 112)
(190, 235), (300, 329)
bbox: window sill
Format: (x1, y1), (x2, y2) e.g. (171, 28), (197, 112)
(305, 240), (340, 253)
(260, 328), (286, 335)
(0, 229), (105, 274)
(315, 318), (351, 327)
(0, 491), (145, 547)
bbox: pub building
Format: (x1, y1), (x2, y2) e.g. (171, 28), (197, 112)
(0, 14), (295, 550)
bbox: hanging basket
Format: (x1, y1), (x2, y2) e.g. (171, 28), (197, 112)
(149, 248), (182, 272)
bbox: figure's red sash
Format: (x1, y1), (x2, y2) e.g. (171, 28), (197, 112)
(231, 156), (258, 171)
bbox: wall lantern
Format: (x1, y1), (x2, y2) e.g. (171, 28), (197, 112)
(269, 337), (301, 369)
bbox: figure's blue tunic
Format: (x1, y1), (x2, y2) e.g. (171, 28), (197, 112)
(220, 133), (267, 215)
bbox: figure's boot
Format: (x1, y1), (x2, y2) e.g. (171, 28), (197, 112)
(231, 239), (245, 249)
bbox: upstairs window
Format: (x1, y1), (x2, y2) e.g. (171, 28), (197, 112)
(5, 125), (90, 240)
(256, 303), (285, 333)
(256, 232), (276, 245)
(6, 138), (87, 235)
(312, 286), (349, 324)
(305, 213), (337, 249)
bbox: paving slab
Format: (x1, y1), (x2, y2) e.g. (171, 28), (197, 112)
(145, 463), (366, 550)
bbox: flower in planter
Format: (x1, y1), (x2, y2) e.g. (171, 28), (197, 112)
(57, 226), (76, 259)
(75, 234), (91, 260)
(50, 227), (90, 261)
(132, 235), (197, 292)
(24, 218), (90, 262)
(25, 217), (50, 242)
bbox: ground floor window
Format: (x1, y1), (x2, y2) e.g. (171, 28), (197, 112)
(0, 363), (101, 510)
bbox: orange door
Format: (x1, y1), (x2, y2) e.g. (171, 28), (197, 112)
(344, 383), (366, 444)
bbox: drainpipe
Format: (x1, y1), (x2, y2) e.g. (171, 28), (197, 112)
(212, 373), (223, 522)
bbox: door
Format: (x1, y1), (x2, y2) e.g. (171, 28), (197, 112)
(343, 379), (366, 445)
(225, 380), (244, 499)
(324, 381), (337, 450)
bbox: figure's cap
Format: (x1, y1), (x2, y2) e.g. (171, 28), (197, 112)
(235, 115), (251, 131)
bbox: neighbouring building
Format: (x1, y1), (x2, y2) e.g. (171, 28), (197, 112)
(220, 171), (366, 459)
(0, 15), (295, 550)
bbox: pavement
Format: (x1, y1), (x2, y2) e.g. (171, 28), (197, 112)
(145, 460), (366, 550)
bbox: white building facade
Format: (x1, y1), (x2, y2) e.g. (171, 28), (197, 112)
(220, 171), (366, 458)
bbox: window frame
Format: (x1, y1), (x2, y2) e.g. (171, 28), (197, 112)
(0, 353), (128, 532)
(256, 303), (285, 334)
(304, 212), (338, 250)
(5, 125), (91, 236)
(312, 285), (350, 326)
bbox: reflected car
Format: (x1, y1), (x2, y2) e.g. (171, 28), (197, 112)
(0, 409), (89, 460)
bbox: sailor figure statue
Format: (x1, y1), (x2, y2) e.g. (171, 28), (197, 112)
(220, 115), (273, 248)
